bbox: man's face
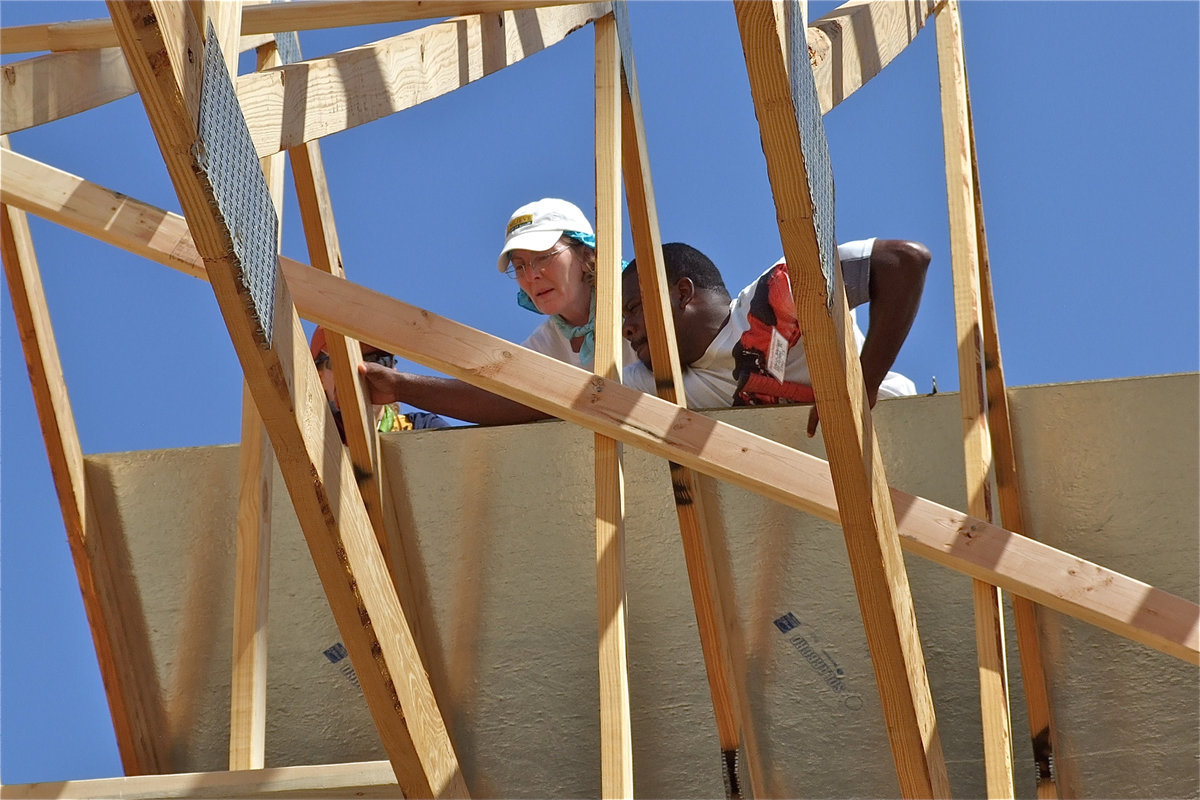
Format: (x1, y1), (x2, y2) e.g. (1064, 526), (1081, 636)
(622, 268), (695, 369)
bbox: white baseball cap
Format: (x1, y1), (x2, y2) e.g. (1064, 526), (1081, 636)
(497, 198), (594, 272)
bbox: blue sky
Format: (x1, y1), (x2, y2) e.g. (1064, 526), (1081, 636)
(1, 0), (1197, 785)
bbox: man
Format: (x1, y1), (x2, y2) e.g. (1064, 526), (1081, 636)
(310, 326), (449, 441)
(620, 239), (929, 433)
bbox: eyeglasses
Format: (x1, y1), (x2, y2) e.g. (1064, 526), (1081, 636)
(505, 244), (571, 279)
(315, 351), (396, 369)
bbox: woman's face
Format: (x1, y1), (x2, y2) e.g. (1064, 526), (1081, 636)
(510, 239), (591, 324)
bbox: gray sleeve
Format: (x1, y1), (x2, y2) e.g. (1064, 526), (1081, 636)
(838, 238), (874, 308)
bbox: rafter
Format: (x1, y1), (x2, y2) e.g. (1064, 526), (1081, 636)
(3, 146), (1196, 666)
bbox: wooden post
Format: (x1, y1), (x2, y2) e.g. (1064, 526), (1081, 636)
(7, 150), (1198, 667)
(104, 3), (467, 794)
(612, 3), (761, 794)
(733, 2), (950, 796)
(962, 26), (1064, 800)
(229, 30), (279, 774)
(935, 4), (1018, 796)
(594, 13), (634, 797)
(0, 191), (169, 774)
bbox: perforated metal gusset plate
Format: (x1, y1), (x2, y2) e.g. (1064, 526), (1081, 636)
(787, 4), (837, 306)
(273, 28), (301, 65)
(195, 20), (279, 345)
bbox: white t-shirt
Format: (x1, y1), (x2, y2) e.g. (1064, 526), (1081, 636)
(622, 239), (917, 408)
(522, 318), (637, 369)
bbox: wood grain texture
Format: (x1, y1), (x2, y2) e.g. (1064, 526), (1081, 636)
(735, 2), (950, 796)
(934, 4), (1016, 796)
(0, 1), (583, 54)
(2, 760), (398, 800)
(229, 40), (281, 771)
(5, 150), (1197, 666)
(964, 27), (1063, 800)
(593, 14), (634, 798)
(105, 3), (467, 794)
(613, 4), (757, 792)
(236, 3), (610, 156)
(1, 197), (170, 775)
(809, 0), (939, 114)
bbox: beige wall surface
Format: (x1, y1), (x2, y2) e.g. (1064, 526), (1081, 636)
(84, 374), (1198, 798)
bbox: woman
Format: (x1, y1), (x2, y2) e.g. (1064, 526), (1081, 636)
(358, 198), (632, 425)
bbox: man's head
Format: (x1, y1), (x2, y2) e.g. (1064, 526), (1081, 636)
(621, 243), (731, 370)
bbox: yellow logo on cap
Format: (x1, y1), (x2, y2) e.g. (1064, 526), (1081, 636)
(506, 214), (533, 236)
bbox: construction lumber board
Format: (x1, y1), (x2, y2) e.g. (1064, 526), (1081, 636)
(934, 3), (1016, 795)
(1, 760), (398, 799)
(808, 0), (939, 114)
(0, 198), (170, 774)
(0, 1), (587, 54)
(229, 40), (282, 770)
(235, 3), (611, 157)
(613, 3), (756, 794)
(0, 0), (931, 137)
(964, 49), (1062, 800)
(286, 264), (1200, 666)
(0, 35), (272, 134)
(593, 13), (634, 797)
(3, 150), (1197, 666)
(104, 3), (467, 795)
(735, 2), (949, 795)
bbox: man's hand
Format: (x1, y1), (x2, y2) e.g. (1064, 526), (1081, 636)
(805, 382), (880, 438)
(357, 361), (403, 404)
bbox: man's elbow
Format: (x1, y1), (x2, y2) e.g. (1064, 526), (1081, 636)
(882, 239), (932, 279)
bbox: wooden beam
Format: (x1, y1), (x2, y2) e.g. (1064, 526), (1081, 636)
(0, 1), (588, 54)
(934, 3), (1015, 796)
(0, 0), (929, 137)
(964, 34), (1063, 800)
(734, 2), (949, 795)
(5, 152), (1198, 665)
(0, 195), (170, 774)
(235, 3), (610, 157)
(104, 3), (467, 795)
(229, 38), (280, 773)
(0, 35), (272, 135)
(289, 265), (1200, 665)
(808, 0), (939, 114)
(594, 14), (634, 797)
(1, 760), (397, 800)
(612, 2), (758, 795)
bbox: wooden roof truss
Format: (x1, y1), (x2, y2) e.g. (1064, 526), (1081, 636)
(1, 1), (1196, 797)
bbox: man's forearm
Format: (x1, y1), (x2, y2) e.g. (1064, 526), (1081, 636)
(367, 368), (549, 426)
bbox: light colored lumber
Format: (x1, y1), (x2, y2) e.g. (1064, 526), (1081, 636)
(229, 383), (272, 771)
(0, 0), (931, 135)
(612, 2), (757, 795)
(808, 0), (939, 114)
(288, 265), (1200, 665)
(934, 3), (1015, 795)
(734, 2), (949, 796)
(594, 14), (634, 797)
(0, 35), (271, 134)
(5, 151), (1198, 666)
(0, 195), (170, 774)
(288, 109), (391, 565)
(0, 48), (135, 135)
(234, 3), (610, 156)
(104, 3), (467, 795)
(229, 39), (282, 772)
(0, 1), (584, 54)
(964, 50), (1063, 800)
(0, 760), (397, 799)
